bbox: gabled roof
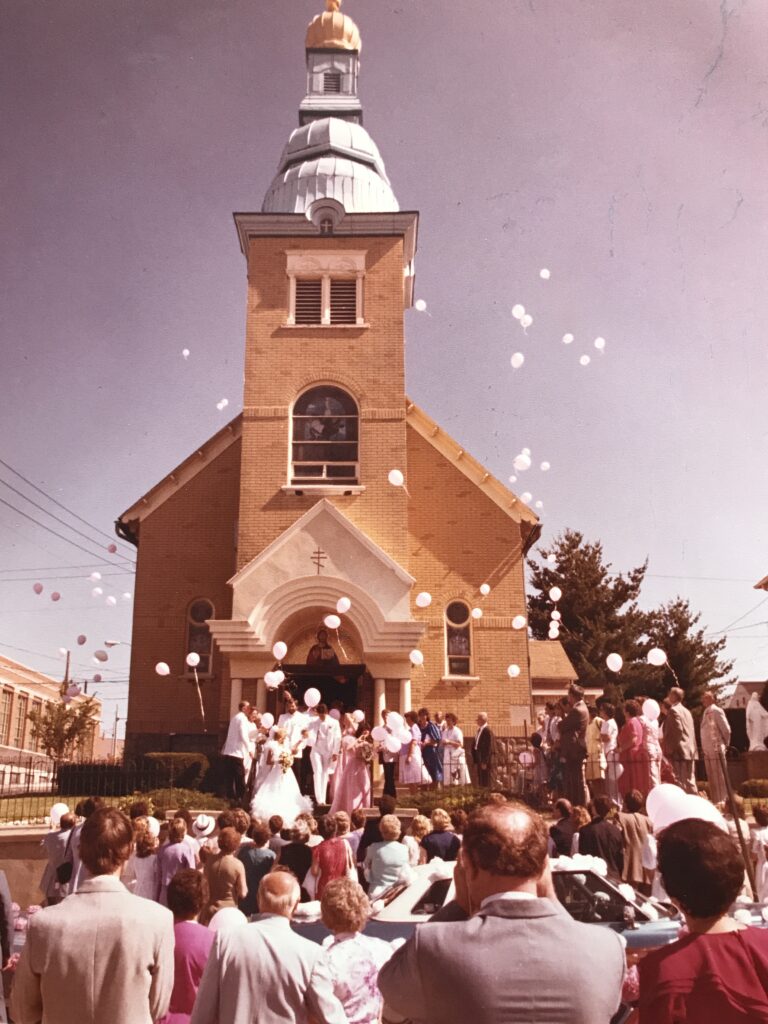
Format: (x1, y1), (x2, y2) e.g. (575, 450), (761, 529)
(529, 640), (577, 681)
(117, 417), (242, 529)
(405, 399), (541, 547)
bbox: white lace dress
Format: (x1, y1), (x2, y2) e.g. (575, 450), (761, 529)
(441, 726), (470, 785)
(250, 739), (312, 826)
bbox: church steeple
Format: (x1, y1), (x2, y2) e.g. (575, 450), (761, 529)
(302, 0), (362, 125)
(262, 1), (397, 215)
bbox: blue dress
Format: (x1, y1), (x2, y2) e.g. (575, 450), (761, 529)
(420, 721), (443, 782)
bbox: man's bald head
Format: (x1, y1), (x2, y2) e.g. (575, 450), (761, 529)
(258, 870), (300, 918)
(463, 802), (548, 882)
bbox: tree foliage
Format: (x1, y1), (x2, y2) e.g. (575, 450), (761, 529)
(27, 697), (100, 762)
(527, 530), (734, 706)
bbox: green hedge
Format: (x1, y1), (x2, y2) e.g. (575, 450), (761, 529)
(404, 786), (504, 816)
(143, 753), (210, 790)
(739, 778), (768, 798)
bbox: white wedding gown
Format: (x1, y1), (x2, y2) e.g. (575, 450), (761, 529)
(250, 740), (313, 826)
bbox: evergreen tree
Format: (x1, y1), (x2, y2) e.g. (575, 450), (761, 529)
(527, 530), (648, 692)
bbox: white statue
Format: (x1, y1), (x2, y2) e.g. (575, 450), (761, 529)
(746, 692), (768, 751)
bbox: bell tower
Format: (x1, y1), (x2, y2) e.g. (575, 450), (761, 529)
(233, 0), (418, 572)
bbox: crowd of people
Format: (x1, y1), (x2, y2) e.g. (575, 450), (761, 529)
(221, 695), (492, 815)
(532, 683), (732, 810)
(10, 785), (768, 1023)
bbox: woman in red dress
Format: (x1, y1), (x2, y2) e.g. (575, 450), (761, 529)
(619, 700), (650, 799)
(639, 818), (768, 1022)
(310, 813), (354, 899)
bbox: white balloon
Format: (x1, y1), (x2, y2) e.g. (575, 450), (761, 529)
(520, 314), (533, 329)
(479, 583), (491, 596)
(549, 587), (562, 602)
(414, 298), (428, 312)
(186, 652), (201, 668)
(507, 664), (521, 678)
(386, 712), (404, 730)
(122, 592), (133, 601)
(263, 671), (278, 689)
(540, 461), (550, 472)
(323, 614), (341, 630)
(336, 597), (351, 614)
(105, 595), (117, 606)
(261, 712), (274, 729)
(182, 348), (190, 359)
(304, 687), (321, 709)
(551, 610), (561, 621)
(272, 641), (288, 661)
(76, 634), (87, 646)
(92, 673), (102, 683)
(410, 649), (424, 667)
(548, 628), (560, 639)
(107, 543), (117, 554)
(521, 492), (532, 503)
(512, 614), (527, 630)
(579, 355), (591, 366)
(352, 709), (365, 723)
(329, 708), (341, 720)
(51, 592), (61, 602)
(508, 475), (517, 484)
(606, 653), (623, 673)
(510, 352), (525, 369)
(272, 669), (285, 684)
(511, 304), (525, 320)
(218, 398), (229, 410)
(647, 647), (667, 667)
(594, 336), (606, 351)
(33, 582), (43, 595)
(471, 607), (483, 619)
(155, 662), (170, 676)
(58, 647), (68, 656)
(522, 448), (531, 455)
(49, 802), (69, 828)
(92, 587), (103, 597)
(535, 500), (544, 510)
(93, 650), (109, 663)
(513, 453), (531, 472)
(385, 734), (402, 754)
(371, 725), (388, 742)
(562, 333), (574, 345)
(415, 592), (432, 608)
(90, 572), (102, 582)
(388, 469), (404, 487)
(539, 268), (551, 280)
(642, 699), (660, 722)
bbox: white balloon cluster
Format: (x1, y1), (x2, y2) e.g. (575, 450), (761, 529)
(216, 398), (229, 412)
(264, 669), (286, 689)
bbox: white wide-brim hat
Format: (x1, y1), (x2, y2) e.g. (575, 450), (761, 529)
(145, 816), (161, 838)
(192, 813), (215, 838)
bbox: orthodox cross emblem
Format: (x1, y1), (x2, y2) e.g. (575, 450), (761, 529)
(311, 548), (327, 575)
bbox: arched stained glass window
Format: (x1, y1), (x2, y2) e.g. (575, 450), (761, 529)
(291, 386), (359, 485)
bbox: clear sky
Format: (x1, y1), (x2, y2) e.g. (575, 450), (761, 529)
(1, 0), (767, 736)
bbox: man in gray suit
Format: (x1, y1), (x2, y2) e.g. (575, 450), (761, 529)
(558, 683), (590, 805)
(378, 802), (625, 1024)
(12, 807), (174, 1024)
(191, 871), (348, 1024)
(661, 686), (698, 792)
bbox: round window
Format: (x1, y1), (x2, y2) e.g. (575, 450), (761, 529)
(446, 602), (469, 626)
(189, 599), (213, 624)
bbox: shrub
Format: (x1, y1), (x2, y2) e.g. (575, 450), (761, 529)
(144, 788), (228, 814)
(143, 753), (210, 790)
(739, 779), (768, 798)
(404, 786), (509, 816)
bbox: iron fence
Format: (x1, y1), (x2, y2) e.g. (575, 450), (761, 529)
(0, 754), (168, 825)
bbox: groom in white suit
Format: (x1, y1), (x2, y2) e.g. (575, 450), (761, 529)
(307, 703), (341, 805)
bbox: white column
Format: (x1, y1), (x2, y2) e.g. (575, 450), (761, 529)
(399, 678), (412, 714)
(256, 677), (267, 712)
(230, 678), (243, 718)
(373, 678), (386, 782)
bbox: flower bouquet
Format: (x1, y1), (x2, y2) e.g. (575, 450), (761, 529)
(356, 740), (374, 765)
(278, 750), (294, 775)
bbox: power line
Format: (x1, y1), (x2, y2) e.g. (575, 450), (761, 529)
(0, 477), (134, 567)
(0, 563), (134, 574)
(0, 494), (127, 566)
(715, 596), (768, 635)
(0, 458), (135, 558)
(0, 571), (133, 583)
(646, 573), (756, 583)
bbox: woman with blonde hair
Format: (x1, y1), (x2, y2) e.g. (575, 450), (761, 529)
(156, 817), (196, 906)
(403, 814), (431, 866)
(569, 805), (592, 855)
(122, 817), (160, 900)
(420, 808), (460, 862)
(364, 815), (409, 897)
(320, 878), (394, 1024)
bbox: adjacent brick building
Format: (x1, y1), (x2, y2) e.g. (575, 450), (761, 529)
(118, 2), (552, 756)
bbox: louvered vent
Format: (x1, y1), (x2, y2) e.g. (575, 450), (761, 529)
(330, 278), (358, 324)
(323, 71), (342, 94)
(295, 279), (322, 324)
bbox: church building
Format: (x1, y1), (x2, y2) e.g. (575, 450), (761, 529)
(118, 1), (544, 756)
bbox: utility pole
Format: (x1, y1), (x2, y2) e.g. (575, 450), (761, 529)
(111, 706), (121, 760)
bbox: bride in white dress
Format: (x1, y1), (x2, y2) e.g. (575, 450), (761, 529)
(250, 729), (313, 826)
(441, 713), (471, 785)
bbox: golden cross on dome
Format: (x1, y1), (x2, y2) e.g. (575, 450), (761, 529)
(326, 0), (342, 11)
